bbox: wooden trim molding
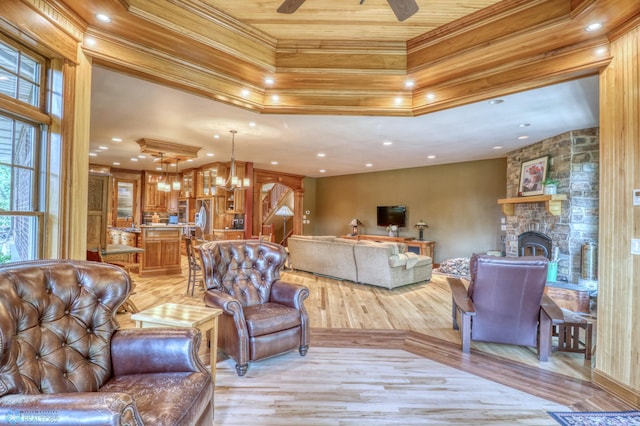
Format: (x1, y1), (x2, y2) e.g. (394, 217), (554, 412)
(593, 370), (640, 408)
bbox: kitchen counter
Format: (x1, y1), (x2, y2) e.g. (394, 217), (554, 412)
(213, 229), (245, 240)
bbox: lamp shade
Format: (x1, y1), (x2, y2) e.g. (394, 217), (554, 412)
(349, 218), (360, 226)
(275, 205), (294, 217)
(415, 220), (428, 229)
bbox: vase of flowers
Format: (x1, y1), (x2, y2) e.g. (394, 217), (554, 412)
(386, 225), (398, 237)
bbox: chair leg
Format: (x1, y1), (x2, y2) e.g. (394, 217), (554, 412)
(235, 363), (248, 376)
(299, 344), (308, 356)
(538, 313), (552, 362)
(460, 313), (471, 354)
(452, 296), (459, 330)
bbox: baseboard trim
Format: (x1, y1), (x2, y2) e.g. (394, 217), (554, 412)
(593, 369), (640, 408)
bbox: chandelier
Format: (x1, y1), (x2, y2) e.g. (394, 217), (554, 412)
(215, 130), (250, 191)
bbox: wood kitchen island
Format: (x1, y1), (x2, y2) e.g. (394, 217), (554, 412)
(139, 225), (183, 277)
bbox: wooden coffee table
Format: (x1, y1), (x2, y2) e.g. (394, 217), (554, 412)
(131, 303), (223, 382)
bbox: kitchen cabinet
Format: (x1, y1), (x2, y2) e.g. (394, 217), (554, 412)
(214, 229), (244, 240)
(139, 226), (182, 277)
(143, 172), (167, 211)
(180, 171), (195, 198)
(168, 189), (179, 212)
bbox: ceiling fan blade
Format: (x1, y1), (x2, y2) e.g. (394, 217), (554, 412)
(277, 0), (306, 14)
(387, 0), (419, 21)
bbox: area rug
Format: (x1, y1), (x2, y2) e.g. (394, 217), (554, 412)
(548, 411), (640, 425)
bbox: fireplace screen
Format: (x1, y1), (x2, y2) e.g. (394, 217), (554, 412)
(518, 231), (552, 259)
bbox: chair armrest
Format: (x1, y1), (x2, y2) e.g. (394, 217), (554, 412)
(448, 277), (476, 316)
(111, 328), (208, 376)
(270, 280), (310, 309)
(540, 294), (564, 324)
(204, 289), (244, 317)
(0, 392), (143, 425)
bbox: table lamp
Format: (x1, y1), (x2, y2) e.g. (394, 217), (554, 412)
(415, 220), (428, 241)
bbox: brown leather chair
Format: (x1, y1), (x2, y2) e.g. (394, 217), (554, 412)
(0, 260), (214, 425)
(448, 255), (564, 361)
(198, 240), (309, 376)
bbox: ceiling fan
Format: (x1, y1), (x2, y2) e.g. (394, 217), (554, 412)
(277, 0), (419, 22)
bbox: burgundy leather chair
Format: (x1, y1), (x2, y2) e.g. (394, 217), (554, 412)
(0, 260), (214, 425)
(198, 240), (309, 376)
(448, 255), (564, 361)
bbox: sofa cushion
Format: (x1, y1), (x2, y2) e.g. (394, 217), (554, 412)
(244, 303), (301, 337)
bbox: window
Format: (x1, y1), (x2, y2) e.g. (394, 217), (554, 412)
(0, 37), (46, 263)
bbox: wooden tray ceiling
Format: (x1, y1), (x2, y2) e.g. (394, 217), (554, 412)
(35, 0), (640, 116)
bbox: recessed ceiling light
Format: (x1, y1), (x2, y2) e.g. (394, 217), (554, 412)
(96, 13), (112, 23)
(99, 146), (108, 150)
(518, 135), (529, 140)
(427, 155), (436, 159)
(383, 141), (392, 146)
(595, 47), (607, 56)
(130, 158), (138, 162)
(319, 169), (326, 173)
(488, 99), (504, 105)
(271, 161), (278, 165)
(249, 122), (256, 127)
(394, 97), (402, 105)
(426, 93), (436, 101)
(89, 153), (97, 157)
(493, 146), (503, 150)
(519, 123), (531, 127)
(213, 134), (220, 139)
(241, 89), (250, 97)
(585, 22), (602, 32)
(265, 77), (274, 85)
(404, 80), (414, 88)
(111, 137), (122, 142)
(272, 95), (279, 102)
(317, 153), (326, 158)
(95, 149), (102, 153)
(138, 154), (146, 159)
(85, 38), (96, 47)
(365, 163), (373, 167)
(187, 159), (193, 162)
(113, 162), (120, 165)
(207, 153), (214, 157)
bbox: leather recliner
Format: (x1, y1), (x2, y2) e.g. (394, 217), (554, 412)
(0, 260), (214, 425)
(198, 240), (309, 376)
(448, 254), (564, 361)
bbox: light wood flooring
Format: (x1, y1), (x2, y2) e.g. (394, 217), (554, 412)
(117, 260), (634, 418)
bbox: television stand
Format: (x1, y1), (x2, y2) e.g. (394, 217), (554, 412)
(341, 234), (435, 259)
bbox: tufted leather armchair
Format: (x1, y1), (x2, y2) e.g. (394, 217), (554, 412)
(448, 255), (564, 361)
(198, 240), (309, 376)
(0, 260), (214, 425)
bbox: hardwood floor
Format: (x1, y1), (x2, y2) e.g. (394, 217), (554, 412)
(117, 259), (634, 417)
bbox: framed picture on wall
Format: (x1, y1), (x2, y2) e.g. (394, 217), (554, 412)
(518, 156), (548, 196)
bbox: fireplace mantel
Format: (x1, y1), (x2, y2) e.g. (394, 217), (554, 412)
(497, 194), (567, 216)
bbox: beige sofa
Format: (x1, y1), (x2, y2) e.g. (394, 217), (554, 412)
(287, 235), (432, 289)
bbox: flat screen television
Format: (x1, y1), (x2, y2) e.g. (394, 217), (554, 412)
(377, 205), (406, 227)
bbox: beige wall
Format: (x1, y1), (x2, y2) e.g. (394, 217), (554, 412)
(311, 158), (507, 263)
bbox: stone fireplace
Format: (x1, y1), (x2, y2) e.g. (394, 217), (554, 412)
(504, 128), (599, 283)
(518, 230), (552, 259)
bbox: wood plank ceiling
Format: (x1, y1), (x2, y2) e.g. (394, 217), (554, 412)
(57, 0), (639, 116)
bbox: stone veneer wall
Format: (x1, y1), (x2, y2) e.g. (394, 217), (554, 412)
(504, 128), (599, 283)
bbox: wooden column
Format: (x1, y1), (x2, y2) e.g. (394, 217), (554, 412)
(594, 18), (640, 407)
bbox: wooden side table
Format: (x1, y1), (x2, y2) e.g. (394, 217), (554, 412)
(131, 303), (223, 382)
(553, 310), (594, 360)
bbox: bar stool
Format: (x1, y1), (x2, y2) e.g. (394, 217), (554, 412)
(185, 237), (204, 296)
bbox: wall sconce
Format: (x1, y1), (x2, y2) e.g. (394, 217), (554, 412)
(415, 220), (428, 241)
(349, 218), (360, 236)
